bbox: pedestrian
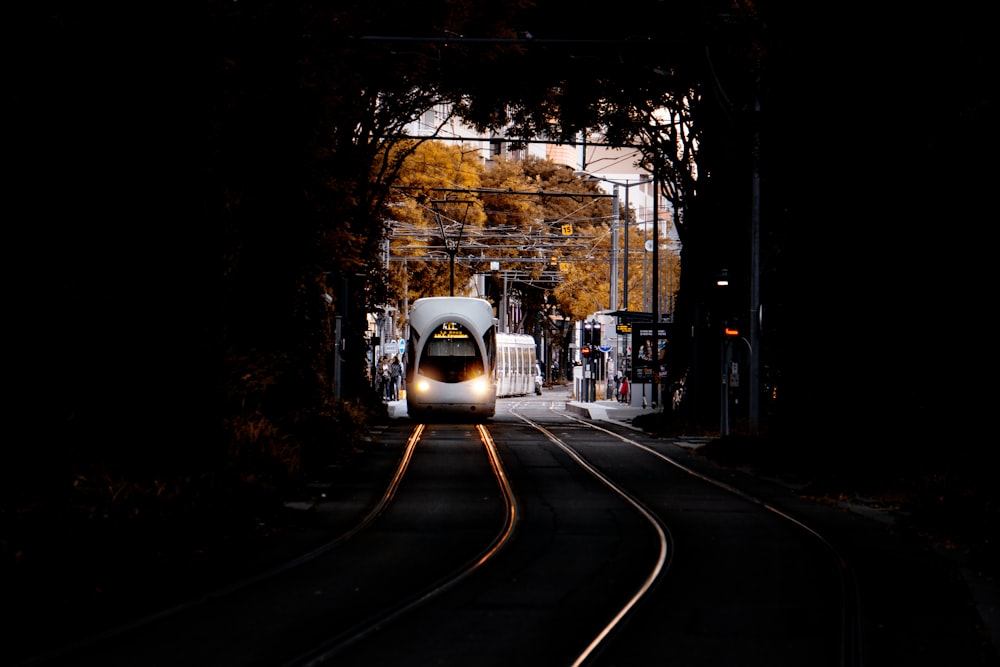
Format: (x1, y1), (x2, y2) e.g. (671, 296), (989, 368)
(381, 357), (392, 401)
(619, 376), (629, 404)
(389, 354), (402, 401)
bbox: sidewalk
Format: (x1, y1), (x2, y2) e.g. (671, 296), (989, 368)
(564, 398), (712, 449)
(385, 385), (656, 428)
(564, 397), (652, 425)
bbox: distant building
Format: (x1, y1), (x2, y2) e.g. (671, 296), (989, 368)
(403, 105), (672, 246)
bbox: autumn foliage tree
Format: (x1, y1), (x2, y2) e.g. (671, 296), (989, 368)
(388, 141), (487, 304)
(389, 151), (627, 337)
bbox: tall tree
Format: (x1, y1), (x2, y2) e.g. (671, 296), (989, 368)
(219, 0), (537, 435)
(389, 141), (487, 304)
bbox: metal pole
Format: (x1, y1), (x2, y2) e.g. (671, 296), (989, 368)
(334, 315), (342, 399)
(749, 84), (761, 434)
(623, 182), (630, 311)
(643, 218), (648, 312)
(449, 250), (455, 296)
(651, 170), (659, 409)
(720, 337), (730, 436)
(586, 321), (592, 402)
(502, 272), (509, 332)
(642, 367), (647, 408)
(610, 185), (619, 311)
(403, 258), (409, 339)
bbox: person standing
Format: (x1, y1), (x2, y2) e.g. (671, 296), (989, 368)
(389, 355), (403, 401)
(380, 357), (392, 401)
(619, 375), (630, 404)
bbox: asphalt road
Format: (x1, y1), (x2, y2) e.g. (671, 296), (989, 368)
(8, 387), (999, 666)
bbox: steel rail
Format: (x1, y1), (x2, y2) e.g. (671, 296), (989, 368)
(556, 409), (864, 667)
(286, 423), (519, 667)
(13, 425), (430, 667)
(509, 406), (672, 667)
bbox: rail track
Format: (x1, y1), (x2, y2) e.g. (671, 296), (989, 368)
(15, 402), (881, 667)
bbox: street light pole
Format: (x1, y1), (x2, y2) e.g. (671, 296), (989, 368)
(623, 182), (630, 311)
(651, 169), (659, 410)
(749, 83), (761, 434)
(610, 186), (619, 312)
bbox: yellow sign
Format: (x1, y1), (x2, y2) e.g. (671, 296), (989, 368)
(561, 224), (573, 236)
(433, 322), (469, 339)
(559, 262), (569, 271)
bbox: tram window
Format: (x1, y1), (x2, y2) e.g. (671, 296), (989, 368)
(406, 331), (419, 382)
(420, 325), (484, 382)
(484, 325), (496, 371)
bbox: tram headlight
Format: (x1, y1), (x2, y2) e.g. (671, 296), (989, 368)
(471, 378), (489, 395)
(416, 379), (430, 392)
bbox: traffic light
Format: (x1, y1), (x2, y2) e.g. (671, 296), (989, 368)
(585, 321), (601, 346)
(581, 320), (602, 359)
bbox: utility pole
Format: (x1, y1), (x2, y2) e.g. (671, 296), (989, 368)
(749, 63), (761, 434)
(623, 183), (630, 311)
(610, 185), (619, 311)
(651, 168), (659, 410)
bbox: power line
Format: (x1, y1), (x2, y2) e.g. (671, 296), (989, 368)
(392, 185), (613, 198)
(395, 133), (643, 148)
(353, 35), (696, 46)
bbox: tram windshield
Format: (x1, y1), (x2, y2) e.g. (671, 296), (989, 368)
(420, 322), (485, 383)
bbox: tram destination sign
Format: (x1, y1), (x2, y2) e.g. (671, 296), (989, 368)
(433, 322), (469, 339)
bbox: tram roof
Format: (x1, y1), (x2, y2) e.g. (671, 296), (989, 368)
(408, 296), (497, 330)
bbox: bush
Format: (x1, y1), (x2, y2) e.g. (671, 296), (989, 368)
(295, 399), (375, 478)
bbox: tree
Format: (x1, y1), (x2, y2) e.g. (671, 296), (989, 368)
(219, 0), (537, 428)
(389, 141), (487, 304)
(212, 0), (745, 446)
(217, 0), (997, 446)
(218, 0), (554, 480)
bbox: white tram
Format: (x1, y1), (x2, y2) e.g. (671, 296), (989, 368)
(404, 297), (541, 420)
(496, 332), (542, 398)
(405, 297), (498, 420)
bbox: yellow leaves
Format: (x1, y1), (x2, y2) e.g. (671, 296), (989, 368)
(400, 141), (484, 191)
(395, 142), (487, 229)
(388, 152), (673, 321)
